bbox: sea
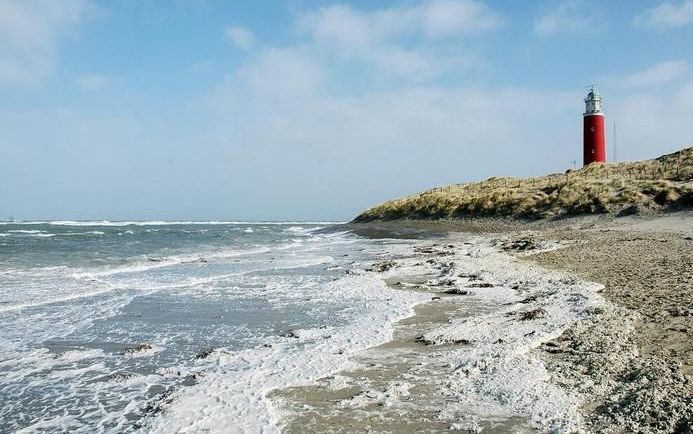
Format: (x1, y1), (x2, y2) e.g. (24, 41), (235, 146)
(0, 221), (426, 433)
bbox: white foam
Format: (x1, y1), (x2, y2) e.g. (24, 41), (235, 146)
(0, 252), (336, 314)
(69, 246), (272, 279)
(0, 226), (414, 433)
(407, 236), (603, 431)
(0, 221), (344, 227)
(146, 270), (429, 434)
(1, 230), (104, 238)
(0, 285), (122, 313)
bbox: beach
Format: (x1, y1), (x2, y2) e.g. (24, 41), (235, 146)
(271, 211), (692, 433)
(0, 222), (428, 432)
(1, 215), (689, 432)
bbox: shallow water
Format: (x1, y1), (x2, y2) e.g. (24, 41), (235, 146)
(1, 222), (602, 432)
(271, 234), (604, 433)
(0, 221), (425, 432)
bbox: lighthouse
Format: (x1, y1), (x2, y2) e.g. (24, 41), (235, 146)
(583, 85), (606, 165)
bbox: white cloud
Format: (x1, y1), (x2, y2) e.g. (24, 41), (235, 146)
(421, 0), (503, 38)
(0, 0), (94, 87)
(202, 44), (582, 218)
(297, 1), (499, 79)
(621, 60), (687, 87)
(198, 18), (693, 217)
(300, 1), (502, 48)
(634, 1), (693, 30)
(610, 80), (693, 160)
(225, 26), (255, 50)
(203, 48), (325, 119)
(77, 73), (114, 91)
(533, 1), (595, 36)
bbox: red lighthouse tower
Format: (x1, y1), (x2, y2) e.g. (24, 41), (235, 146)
(583, 86), (606, 165)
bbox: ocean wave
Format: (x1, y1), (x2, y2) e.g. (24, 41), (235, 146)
(64, 231), (105, 236)
(0, 230), (56, 238)
(0, 286), (123, 313)
(147, 269), (427, 434)
(0, 254), (335, 313)
(0, 265), (69, 277)
(70, 246), (273, 279)
(0, 230), (104, 238)
(0, 221), (344, 227)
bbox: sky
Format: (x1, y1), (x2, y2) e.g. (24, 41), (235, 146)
(1, 0), (692, 221)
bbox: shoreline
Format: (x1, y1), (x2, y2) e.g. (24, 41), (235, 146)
(272, 211), (692, 432)
(272, 226), (599, 432)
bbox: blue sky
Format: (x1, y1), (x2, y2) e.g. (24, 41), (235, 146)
(1, 0), (692, 221)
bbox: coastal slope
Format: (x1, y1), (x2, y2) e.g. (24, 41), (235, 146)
(342, 146), (693, 432)
(354, 146), (693, 222)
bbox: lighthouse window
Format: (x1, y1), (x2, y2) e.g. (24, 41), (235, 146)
(591, 127), (595, 132)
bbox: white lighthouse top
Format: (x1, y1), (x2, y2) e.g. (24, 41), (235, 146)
(584, 85), (603, 115)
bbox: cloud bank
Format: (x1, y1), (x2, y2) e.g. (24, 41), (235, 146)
(0, 0), (94, 87)
(634, 1), (693, 30)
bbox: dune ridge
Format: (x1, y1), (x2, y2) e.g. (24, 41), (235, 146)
(355, 146), (693, 222)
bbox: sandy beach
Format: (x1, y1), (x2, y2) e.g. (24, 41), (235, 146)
(271, 211), (692, 433)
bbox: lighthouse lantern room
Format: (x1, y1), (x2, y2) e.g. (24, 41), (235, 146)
(583, 86), (606, 165)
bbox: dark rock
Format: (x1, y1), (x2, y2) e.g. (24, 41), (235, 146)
(459, 273), (481, 281)
(119, 343), (152, 355)
(519, 308), (546, 321)
(108, 372), (134, 381)
(444, 288), (470, 295)
(467, 282), (494, 288)
(182, 374), (198, 386)
(195, 348), (215, 359)
(519, 294), (539, 304)
(366, 260), (397, 273)
(500, 237), (539, 252)
(415, 335), (471, 346)
(281, 330), (300, 339)
(667, 307), (691, 317)
(415, 335), (434, 345)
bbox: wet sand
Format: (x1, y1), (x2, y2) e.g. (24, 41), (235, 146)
(270, 275), (534, 433)
(525, 214), (692, 433)
(272, 211), (692, 433)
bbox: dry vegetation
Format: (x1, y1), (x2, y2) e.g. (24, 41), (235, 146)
(354, 146), (693, 222)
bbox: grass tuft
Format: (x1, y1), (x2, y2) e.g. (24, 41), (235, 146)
(354, 146), (693, 222)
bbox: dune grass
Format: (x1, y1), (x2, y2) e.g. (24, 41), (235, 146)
(354, 146), (693, 222)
